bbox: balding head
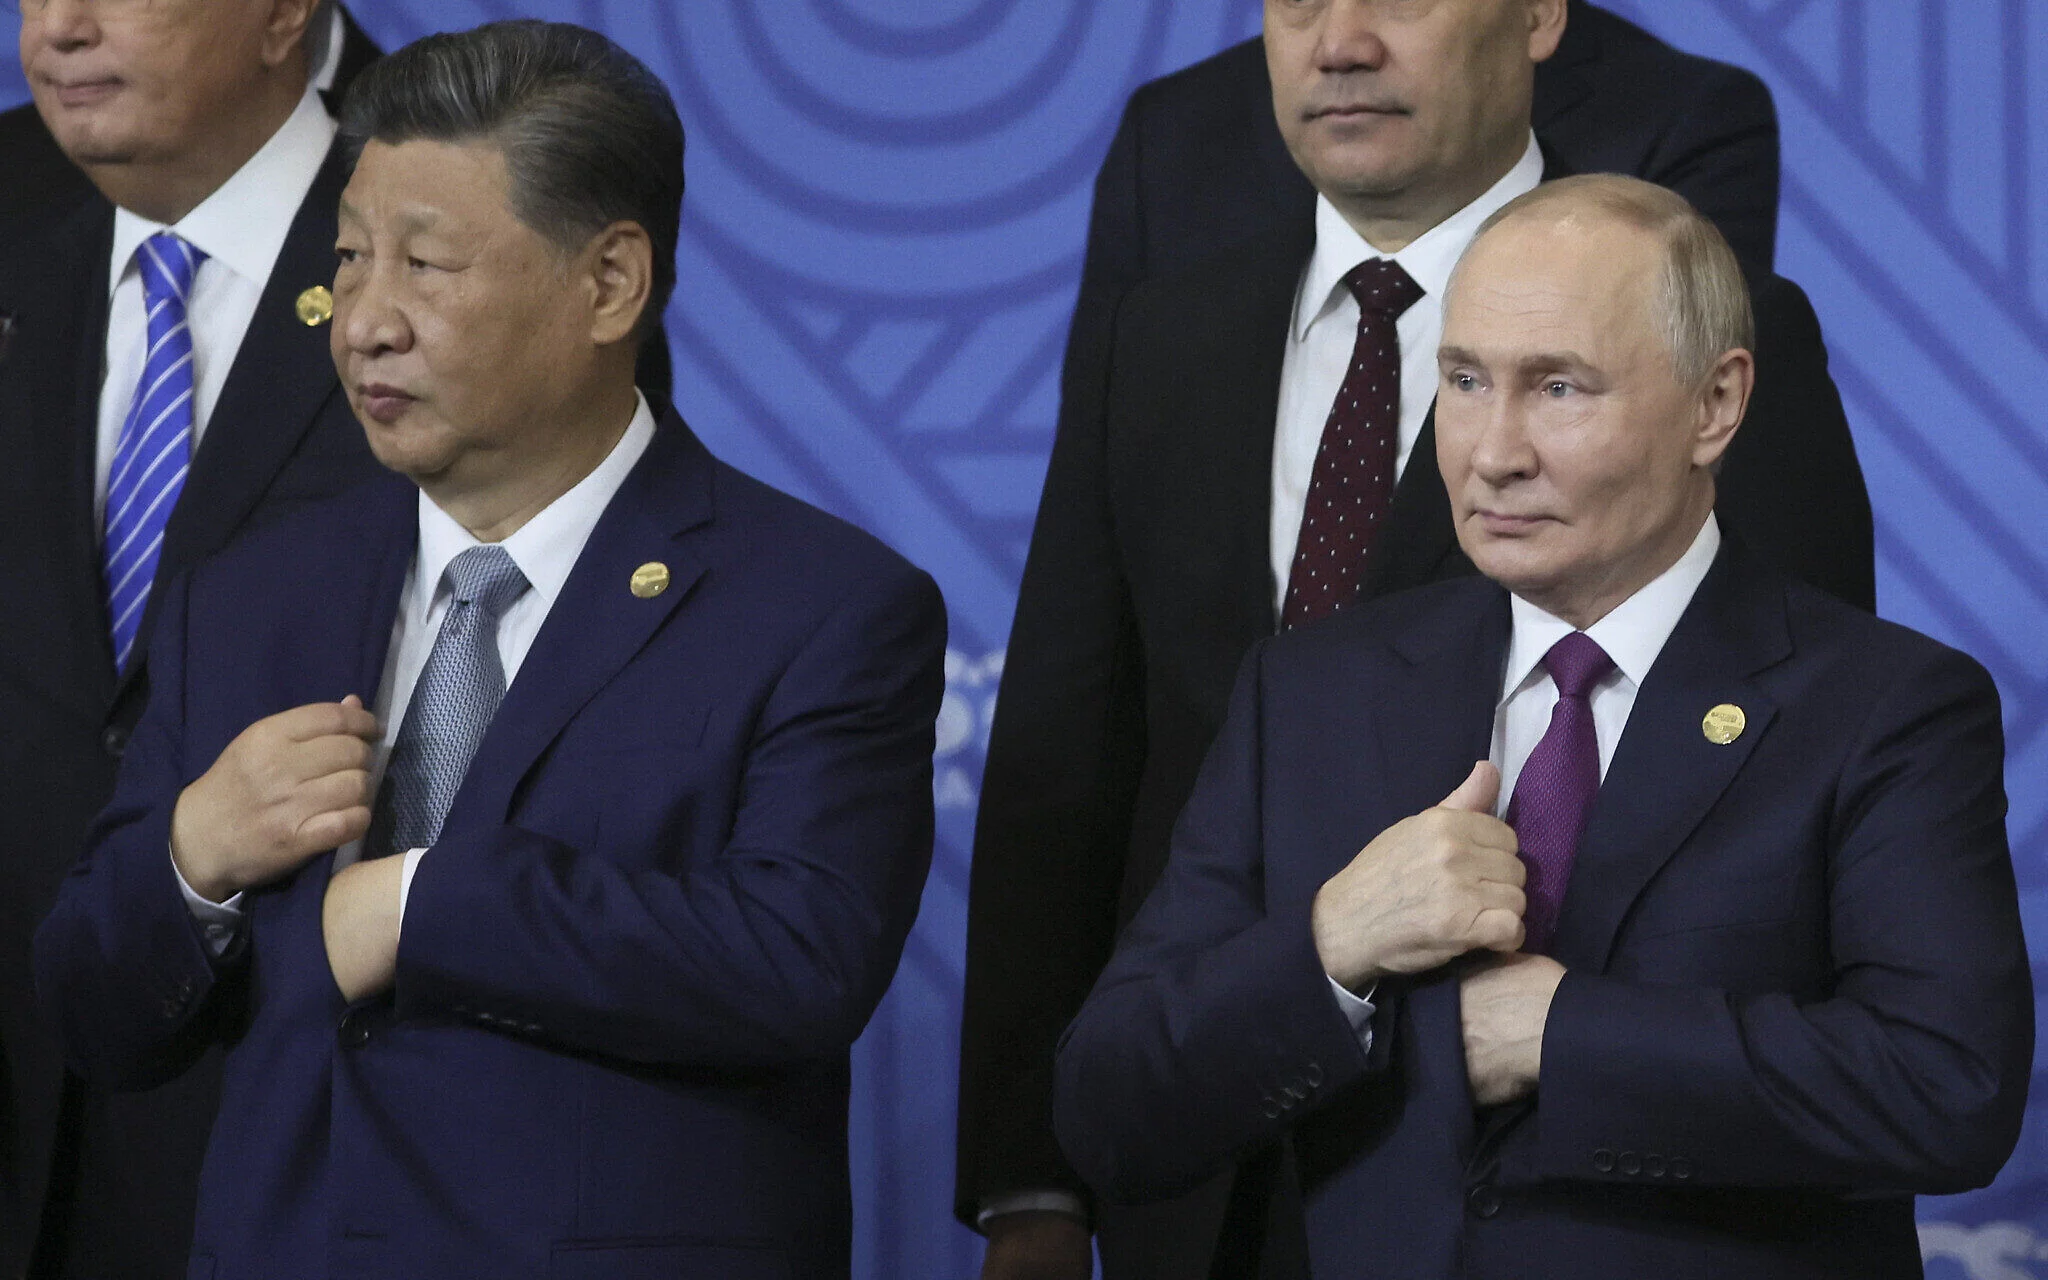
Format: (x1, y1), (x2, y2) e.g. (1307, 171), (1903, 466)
(1433, 175), (1756, 627)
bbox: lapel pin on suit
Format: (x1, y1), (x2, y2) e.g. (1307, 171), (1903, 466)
(1702, 703), (1747, 744)
(295, 286), (334, 327)
(630, 562), (671, 598)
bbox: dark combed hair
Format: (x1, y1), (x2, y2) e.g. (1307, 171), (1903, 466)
(340, 20), (684, 327)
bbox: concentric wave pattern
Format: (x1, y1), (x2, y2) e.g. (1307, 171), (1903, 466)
(1609, 3), (2048, 1275)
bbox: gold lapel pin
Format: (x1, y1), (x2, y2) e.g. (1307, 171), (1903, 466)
(295, 285), (334, 327)
(1701, 703), (1746, 745)
(630, 562), (670, 599)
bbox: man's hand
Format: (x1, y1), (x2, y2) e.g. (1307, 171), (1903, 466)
(1460, 951), (1566, 1107)
(171, 696), (381, 902)
(979, 1212), (1091, 1280)
(1312, 762), (1527, 991)
(323, 855), (406, 1002)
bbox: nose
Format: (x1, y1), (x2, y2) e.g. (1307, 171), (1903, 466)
(1465, 395), (1539, 489)
(334, 261), (413, 362)
(1315, 0), (1390, 72)
(25, 0), (101, 54)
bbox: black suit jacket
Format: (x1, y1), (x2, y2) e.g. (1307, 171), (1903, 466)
(959, 137), (1870, 1280)
(0, 132), (383, 1280)
(1055, 540), (2030, 1279)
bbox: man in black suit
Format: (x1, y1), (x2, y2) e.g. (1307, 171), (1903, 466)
(1054, 175), (2029, 1280)
(957, 1), (1872, 1277)
(0, 2), (380, 1275)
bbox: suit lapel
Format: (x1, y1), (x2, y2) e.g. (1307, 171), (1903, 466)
(1155, 223), (1312, 636)
(1549, 539), (1791, 971)
(0, 196), (118, 717)
(1369, 583), (1510, 821)
(439, 409), (716, 835)
(1532, 0), (1600, 133)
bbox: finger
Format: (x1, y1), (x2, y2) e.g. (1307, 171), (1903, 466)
(278, 700), (381, 744)
(1470, 907), (1525, 953)
(297, 769), (374, 818)
(1468, 879), (1527, 920)
(1437, 810), (1520, 854)
(1438, 760), (1500, 814)
(291, 734), (376, 783)
(295, 804), (372, 855)
(1467, 844), (1528, 887)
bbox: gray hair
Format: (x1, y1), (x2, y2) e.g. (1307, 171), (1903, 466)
(339, 20), (684, 330)
(1452, 174), (1755, 388)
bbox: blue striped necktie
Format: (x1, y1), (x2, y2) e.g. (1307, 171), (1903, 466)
(103, 231), (207, 669)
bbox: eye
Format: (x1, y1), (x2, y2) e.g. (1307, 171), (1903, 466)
(335, 246), (360, 265)
(407, 256), (433, 272)
(1449, 371), (1479, 392)
(1542, 379), (1574, 398)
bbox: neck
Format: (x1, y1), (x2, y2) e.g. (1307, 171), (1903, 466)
(1328, 127), (1530, 253)
(423, 382), (640, 544)
(89, 77), (305, 225)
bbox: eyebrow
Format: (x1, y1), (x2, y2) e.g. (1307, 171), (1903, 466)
(335, 200), (444, 234)
(1436, 345), (1598, 373)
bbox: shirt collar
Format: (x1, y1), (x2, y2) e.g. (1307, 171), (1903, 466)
(410, 391), (659, 619)
(1499, 513), (1723, 703)
(1295, 132), (1545, 343)
(109, 86), (337, 296)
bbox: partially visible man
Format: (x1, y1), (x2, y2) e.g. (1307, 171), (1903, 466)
(0, 3), (382, 1275)
(1055, 175), (2031, 1280)
(961, 2), (1872, 1275)
(0, 0), (377, 240)
(36, 21), (944, 1279)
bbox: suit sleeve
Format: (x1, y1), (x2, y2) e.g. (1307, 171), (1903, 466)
(1052, 648), (1377, 1205)
(951, 92), (1152, 1224)
(1640, 61), (1781, 270)
(32, 573), (247, 1092)
(390, 563), (946, 1068)
(1529, 646), (2032, 1194)
(1715, 273), (1877, 612)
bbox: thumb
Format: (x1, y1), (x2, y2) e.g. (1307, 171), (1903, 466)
(1440, 760), (1501, 814)
(340, 694), (363, 709)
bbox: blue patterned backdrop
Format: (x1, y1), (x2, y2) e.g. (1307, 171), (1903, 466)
(4, 2), (2042, 1275)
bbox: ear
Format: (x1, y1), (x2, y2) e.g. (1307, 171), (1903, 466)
(584, 221), (656, 349)
(1527, 0), (1568, 63)
(1691, 347), (1753, 470)
(260, 0), (322, 71)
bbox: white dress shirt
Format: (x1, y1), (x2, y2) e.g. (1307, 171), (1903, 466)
(179, 395), (659, 950)
(96, 88), (338, 526)
(1267, 135), (1544, 613)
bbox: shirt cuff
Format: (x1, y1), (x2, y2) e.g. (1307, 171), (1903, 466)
(975, 1189), (1089, 1232)
(1327, 975), (1377, 1054)
(170, 844), (244, 958)
(397, 847), (428, 935)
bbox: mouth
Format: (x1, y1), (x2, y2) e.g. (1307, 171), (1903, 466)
(1307, 102), (1410, 122)
(1474, 509), (1554, 535)
(357, 383), (417, 425)
(47, 78), (123, 109)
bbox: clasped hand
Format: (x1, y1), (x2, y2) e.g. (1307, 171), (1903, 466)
(170, 697), (404, 1001)
(1311, 761), (1564, 1106)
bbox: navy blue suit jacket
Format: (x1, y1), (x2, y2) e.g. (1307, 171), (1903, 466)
(35, 405), (945, 1280)
(1054, 538), (2030, 1279)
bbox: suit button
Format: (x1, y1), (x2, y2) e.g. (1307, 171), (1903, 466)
(101, 725), (128, 757)
(1618, 1151), (1641, 1176)
(1304, 1061), (1324, 1088)
(1282, 1075), (1307, 1099)
(1645, 1154), (1666, 1179)
(1260, 1095), (1283, 1120)
(1468, 1184), (1501, 1219)
(1592, 1148), (1616, 1173)
(1670, 1158), (1692, 1181)
(338, 1009), (372, 1048)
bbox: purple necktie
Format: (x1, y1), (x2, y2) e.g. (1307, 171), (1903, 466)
(1281, 258), (1423, 630)
(1506, 632), (1616, 953)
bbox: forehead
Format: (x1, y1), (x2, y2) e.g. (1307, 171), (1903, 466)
(341, 138), (517, 229)
(1443, 214), (1660, 347)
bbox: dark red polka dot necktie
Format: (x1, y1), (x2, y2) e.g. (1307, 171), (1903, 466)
(1281, 257), (1424, 630)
